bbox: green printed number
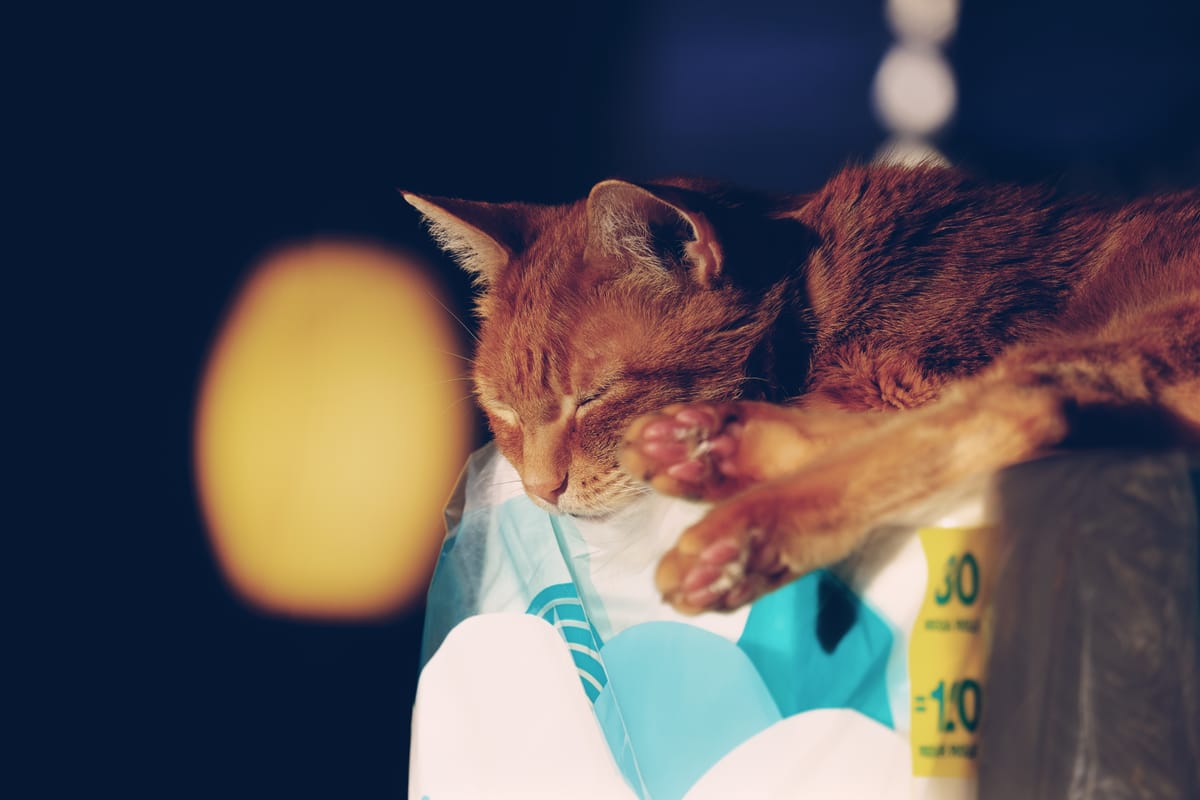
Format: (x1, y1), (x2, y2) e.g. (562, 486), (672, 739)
(931, 679), (982, 733)
(933, 552), (980, 606)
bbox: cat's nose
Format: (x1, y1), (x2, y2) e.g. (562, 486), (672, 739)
(526, 473), (569, 506)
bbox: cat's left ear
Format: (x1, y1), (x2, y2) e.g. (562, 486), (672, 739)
(401, 192), (531, 286)
(585, 180), (724, 288)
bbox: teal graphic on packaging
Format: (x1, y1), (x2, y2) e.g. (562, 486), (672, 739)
(596, 622), (783, 800)
(738, 571), (895, 727)
(416, 445), (1200, 799)
(526, 584), (608, 701)
(422, 487), (898, 799)
(527, 579), (894, 799)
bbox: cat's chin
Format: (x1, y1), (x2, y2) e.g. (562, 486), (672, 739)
(527, 488), (651, 519)
(529, 498), (619, 519)
(564, 503), (636, 520)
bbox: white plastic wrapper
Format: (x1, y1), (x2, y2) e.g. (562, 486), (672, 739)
(410, 445), (1200, 800)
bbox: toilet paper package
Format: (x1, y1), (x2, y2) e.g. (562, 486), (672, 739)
(410, 444), (1199, 799)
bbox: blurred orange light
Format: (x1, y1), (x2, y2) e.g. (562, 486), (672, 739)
(194, 241), (472, 619)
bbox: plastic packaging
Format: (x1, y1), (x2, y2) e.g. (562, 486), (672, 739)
(411, 445), (1199, 799)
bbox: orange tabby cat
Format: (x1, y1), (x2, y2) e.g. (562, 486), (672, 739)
(404, 164), (1200, 614)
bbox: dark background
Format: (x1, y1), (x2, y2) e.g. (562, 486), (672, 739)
(21, 1), (1198, 797)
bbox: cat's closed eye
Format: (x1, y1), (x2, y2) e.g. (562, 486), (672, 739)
(576, 384), (612, 411)
(489, 403), (519, 426)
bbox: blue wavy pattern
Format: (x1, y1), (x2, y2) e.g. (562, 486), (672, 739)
(527, 583), (608, 702)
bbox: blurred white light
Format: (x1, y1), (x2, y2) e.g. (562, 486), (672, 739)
(874, 136), (950, 167)
(886, 0), (959, 45)
(872, 44), (957, 136)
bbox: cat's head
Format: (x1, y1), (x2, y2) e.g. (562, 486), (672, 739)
(405, 179), (796, 516)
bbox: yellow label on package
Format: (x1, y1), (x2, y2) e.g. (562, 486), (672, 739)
(909, 527), (996, 778)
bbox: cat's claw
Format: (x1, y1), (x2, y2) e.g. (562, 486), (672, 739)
(656, 517), (794, 613)
(620, 403), (751, 501)
(653, 469), (867, 613)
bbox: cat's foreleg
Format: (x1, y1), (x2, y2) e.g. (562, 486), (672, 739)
(653, 386), (1068, 612)
(655, 295), (1200, 613)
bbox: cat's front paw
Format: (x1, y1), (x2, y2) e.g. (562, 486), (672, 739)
(619, 402), (755, 502)
(653, 479), (856, 613)
(655, 518), (786, 613)
(620, 399), (861, 502)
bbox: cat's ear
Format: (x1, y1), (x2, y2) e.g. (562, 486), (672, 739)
(402, 192), (527, 285)
(585, 179), (724, 288)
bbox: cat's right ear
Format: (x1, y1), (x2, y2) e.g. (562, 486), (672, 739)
(585, 180), (724, 288)
(401, 193), (526, 286)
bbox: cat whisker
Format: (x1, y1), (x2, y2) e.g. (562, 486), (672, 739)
(443, 394), (479, 412)
(426, 289), (480, 344)
(434, 348), (476, 365)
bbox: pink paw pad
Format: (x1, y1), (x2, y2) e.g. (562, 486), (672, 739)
(639, 420), (679, 441)
(640, 439), (690, 463)
(666, 459), (707, 481)
(677, 538), (748, 609)
(699, 539), (741, 565)
(673, 407), (718, 428)
(634, 406), (735, 482)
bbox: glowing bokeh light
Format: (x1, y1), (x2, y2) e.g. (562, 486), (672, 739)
(872, 44), (958, 137)
(873, 0), (958, 167)
(195, 242), (473, 619)
(885, 0), (959, 45)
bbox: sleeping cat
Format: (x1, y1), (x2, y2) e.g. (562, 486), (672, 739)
(404, 164), (1200, 614)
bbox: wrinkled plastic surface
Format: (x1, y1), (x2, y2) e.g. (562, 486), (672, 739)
(981, 451), (1200, 800)
(413, 445), (1200, 799)
(415, 444), (921, 799)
